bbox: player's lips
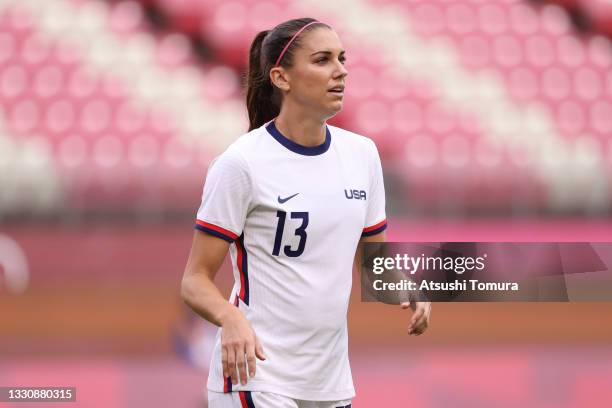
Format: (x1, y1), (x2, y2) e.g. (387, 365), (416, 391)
(328, 85), (344, 97)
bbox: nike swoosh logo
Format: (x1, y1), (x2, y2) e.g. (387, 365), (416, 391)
(278, 193), (299, 204)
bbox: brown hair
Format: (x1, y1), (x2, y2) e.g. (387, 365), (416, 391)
(245, 18), (330, 131)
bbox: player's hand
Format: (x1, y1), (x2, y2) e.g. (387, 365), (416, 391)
(400, 301), (431, 336)
(220, 306), (266, 385)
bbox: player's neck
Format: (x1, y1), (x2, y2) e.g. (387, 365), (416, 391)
(274, 109), (326, 147)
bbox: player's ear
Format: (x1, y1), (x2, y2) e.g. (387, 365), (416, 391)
(270, 67), (290, 92)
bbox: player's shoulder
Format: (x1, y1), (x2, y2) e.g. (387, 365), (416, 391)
(328, 124), (378, 153)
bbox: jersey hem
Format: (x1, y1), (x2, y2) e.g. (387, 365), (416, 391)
(207, 380), (355, 401)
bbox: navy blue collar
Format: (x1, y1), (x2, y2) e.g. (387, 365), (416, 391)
(265, 120), (331, 156)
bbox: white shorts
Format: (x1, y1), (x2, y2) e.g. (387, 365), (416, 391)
(208, 391), (352, 408)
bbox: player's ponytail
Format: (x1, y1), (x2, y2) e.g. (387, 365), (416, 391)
(246, 29), (276, 131)
(246, 18), (330, 131)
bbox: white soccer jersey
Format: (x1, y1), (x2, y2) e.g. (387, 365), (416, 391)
(195, 119), (387, 401)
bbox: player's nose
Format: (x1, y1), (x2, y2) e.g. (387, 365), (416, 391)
(335, 60), (348, 77)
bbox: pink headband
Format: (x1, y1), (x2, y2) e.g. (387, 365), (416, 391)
(274, 21), (321, 67)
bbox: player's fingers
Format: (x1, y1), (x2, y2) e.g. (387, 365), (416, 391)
(400, 301), (411, 310)
(408, 305), (425, 334)
(221, 345), (229, 378)
(227, 346), (238, 385)
(414, 317), (428, 334)
(412, 323), (428, 335)
(246, 341), (257, 379)
(236, 344), (248, 385)
(409, 306), (425, 330)
(255, 335), (266, 361)
(411, 311), (430, 335)
(408, 307), (424, 332)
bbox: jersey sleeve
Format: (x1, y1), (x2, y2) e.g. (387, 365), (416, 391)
(195, 149), (252, 243)
(362, 140), (387, 237)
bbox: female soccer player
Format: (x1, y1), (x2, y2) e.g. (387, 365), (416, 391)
(181, 17), (431, 408)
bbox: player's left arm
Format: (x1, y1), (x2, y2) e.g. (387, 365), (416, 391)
(355, 230), (432, 336)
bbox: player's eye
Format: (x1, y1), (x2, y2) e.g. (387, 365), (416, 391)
(316, 56), (346, 65)
(315, 55), (346, 65)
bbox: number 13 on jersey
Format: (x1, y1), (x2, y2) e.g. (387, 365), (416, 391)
(272, 210), (309, 257)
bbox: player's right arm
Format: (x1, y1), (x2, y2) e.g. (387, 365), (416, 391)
(181, 230), (265, 385)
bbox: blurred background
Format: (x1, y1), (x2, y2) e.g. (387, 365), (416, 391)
(1, 0), (612, 406)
